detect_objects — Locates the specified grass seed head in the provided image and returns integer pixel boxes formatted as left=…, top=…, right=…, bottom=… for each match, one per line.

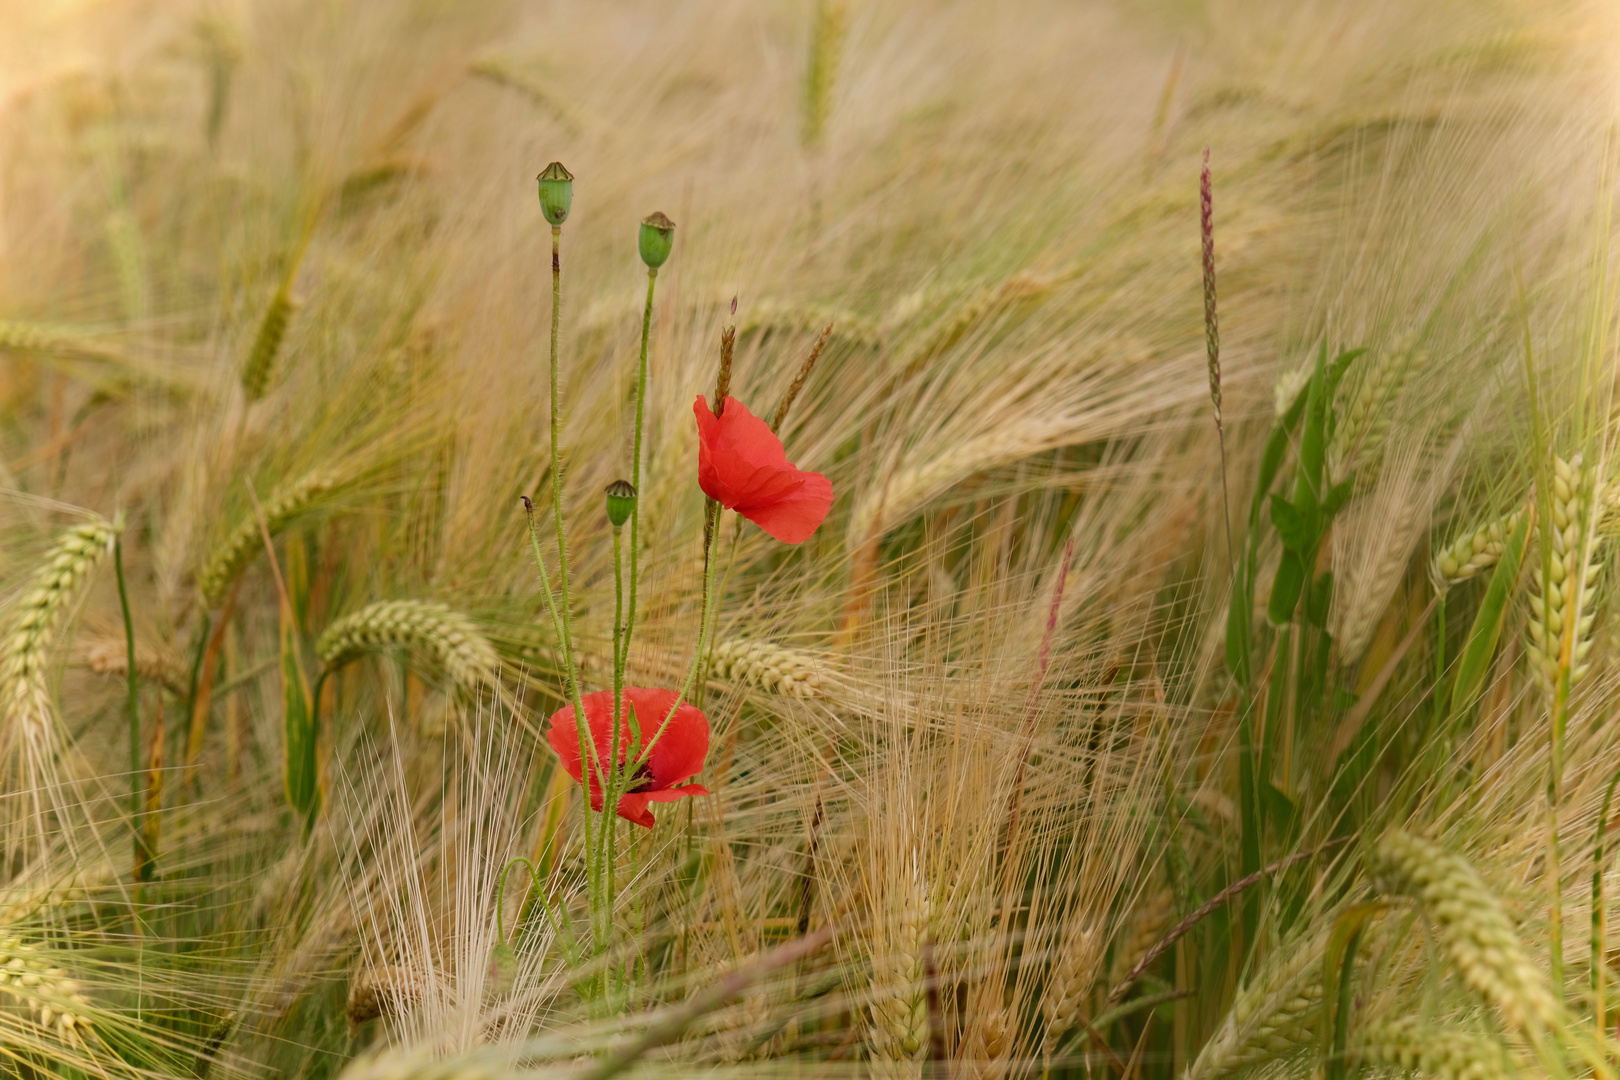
left=1, top=520, right=115, bottom=735
left=316, top=600, right=498, bottom=692
left=709, top=638, right=824, bottom=698
left=1435, top=507, right=1523, bottom=587
left=1370, top=828, right=1562, bottom=1037
left=1351, top=1017, right=1516, bottom=1080
left=197, top=468, right=345, bottom=607
left=1526, top=454, right=1604, bottom=690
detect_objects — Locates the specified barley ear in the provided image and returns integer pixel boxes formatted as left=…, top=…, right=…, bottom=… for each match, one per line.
left=709, top=639, right=825, bottom=698
left=197, top=468, right=346, bottom=608
left=1435, top=507, right=1525, bottom=587
left=1350, top=1017, right=1516, bottom=1080
left=316, top=600, right=499, bottom=694
left=803, top=0, right=848, bottom=151
left=1188, top=932, right=1324, bottom=1080
left=1, top=519, right=117, bottom=739
left=867, top=865, right=930, bottom=1078
left=1369, top=828, right=1563, bottom=1038
left=1526, top=454, right=1604, bottom=691
left=0, top=937, right=95, bottom=1044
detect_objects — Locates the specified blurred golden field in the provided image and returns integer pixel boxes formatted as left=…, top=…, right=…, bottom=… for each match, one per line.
left=3, top=0, right=1620, bottom=1077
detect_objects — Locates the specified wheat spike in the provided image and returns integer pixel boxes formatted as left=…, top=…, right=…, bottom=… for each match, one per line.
left=81, top=635, right=188, bottom=695
left=961, top=1002, right=1016, bottom=1080
left=1108, top=887, right=1174, bottom=991
left=1188, top=932, right=1323, bottom=1080
left=468, top=57, right=584, bottom=133
left=867, top=864, right=930, bottom=1078
left=316, top=600, right=498, bottom=691
left=241, top=286, right=297, bottom=401
left=709, top=639, right=824, bottom=698
left=1, top=521, right=116, bottom=737
left=196, top=469, right=344, bottom=607
left=1042, top=925, right=1100, bottom=1056
left=1332, top=340, right=1425, bottom=481
left=846, top=409, right=1098, bottom=551
left=346, top=964, right=427, bottom=1034
left=897, top=272, right=1055, bottom=378
left=1526, top=454, right=1603, bottom=690
left=1351, top=1017, right=1516, bottom=1080
left=803, top=0, right=848, bottom=150
left=1435, top=508, right=1523, bottom=586
left=1370, top=828, right=1562, bottom=1037
left=0, top=320, right=124, bottom=363
left=0, top=936, right=94, bottom=1044
left=737, top=298, right=881, bottom=349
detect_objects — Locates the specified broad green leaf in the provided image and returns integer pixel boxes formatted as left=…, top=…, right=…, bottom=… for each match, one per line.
left=1299, top=343, right=1329, bottom=492
left=1323, top=348, right=1365, bottom=440
left=1226, top=557, right=1253, bottom=685
left=1306, top=571, right=1333, bottom=629
left=1323, top=476, right=1355, bottom=518
left=1269, top=550, right=1306, bottom=624
left=280, top=592, right=317, bottom=820
left=1270, top=495, right=1309, bottom=552
left=1448, top=511, right=1530, bottom=721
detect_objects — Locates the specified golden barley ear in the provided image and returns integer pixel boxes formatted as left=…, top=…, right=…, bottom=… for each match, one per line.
left=709, top=638, right=825, bottom=698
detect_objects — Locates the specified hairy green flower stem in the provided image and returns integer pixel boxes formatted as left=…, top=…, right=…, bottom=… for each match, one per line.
left=522, top=500, right=601, bottom=940
left=619, top=268, right=657, bottom=681
left=540, top=223, right=623, bottom=964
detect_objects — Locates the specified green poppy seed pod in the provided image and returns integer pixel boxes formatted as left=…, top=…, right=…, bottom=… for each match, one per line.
left=537, top=162, right=574, bottom=226
left=604, top=479, right=638, bottom=529
left=638, top=211, right=676, bottom=269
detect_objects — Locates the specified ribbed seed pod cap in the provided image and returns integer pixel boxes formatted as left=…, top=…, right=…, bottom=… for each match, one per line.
left=639, top=212, right=676, bottom=269
left=537, top=162, right=574, bottom=226
left=604, top=479, right=638, bottom=528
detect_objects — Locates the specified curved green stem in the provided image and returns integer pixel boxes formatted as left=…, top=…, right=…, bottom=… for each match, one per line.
left=638, top=500, right=723, bottom=765
left=523, top=501, right=596, bottom=889
left=621, top=269, right=658, bottom=679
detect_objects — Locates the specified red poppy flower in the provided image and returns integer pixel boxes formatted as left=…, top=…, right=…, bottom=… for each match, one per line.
left=546, top=687, right=710, bottom=828
left=694, top=396, right=833, bottom=544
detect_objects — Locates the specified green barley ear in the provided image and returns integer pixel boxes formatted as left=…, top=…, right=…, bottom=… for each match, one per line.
left=241, top=285, right=297, bottom=401
left=604, top=480, right=637, bottom=530
left=1434, top=507, right=1524, bottom=587
left=536, top=161, right=573, bottom=227
left=197, top=468, right=346, bottom=607
left=0, top=519, right=117, bottom=736
left=1189, top=932, right=1324, bottom=1080
left=1369, top=828, right=1563, bottom=1039
left=638, top=211, right=676, bottom=270
left=803, top=0, right=848, bottom=150
left=316, top=599, right=499, bottom=694
left=1527, top=453, right=1604, bottom=691
left=1351, top=1018, right=1516, bottom=1080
